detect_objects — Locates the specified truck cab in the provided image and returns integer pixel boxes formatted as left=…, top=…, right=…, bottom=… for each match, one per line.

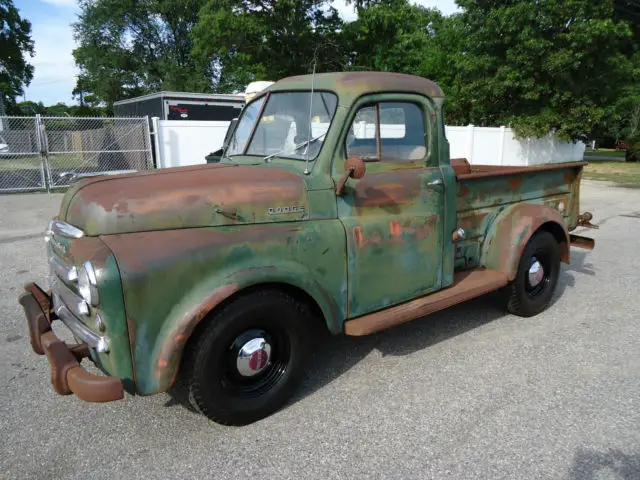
left=20, top=72, right=596, bottom=426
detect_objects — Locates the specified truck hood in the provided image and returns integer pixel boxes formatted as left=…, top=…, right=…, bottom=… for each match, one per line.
left=59, top=164, right=309, bottom=236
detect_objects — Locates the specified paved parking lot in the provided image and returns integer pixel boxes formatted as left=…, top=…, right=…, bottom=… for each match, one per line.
left=1, top=180, right=639, bottom=480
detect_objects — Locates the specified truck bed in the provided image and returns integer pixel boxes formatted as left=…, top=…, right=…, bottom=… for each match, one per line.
left=450, top=158, right=587, bottom=272
left=451, top=158, right=588, bottom=179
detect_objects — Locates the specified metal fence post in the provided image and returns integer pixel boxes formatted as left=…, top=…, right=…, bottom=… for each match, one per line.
left=36, top=114, right=53, bottom=192
left=143, top=115, right=154, bottom=169
left=34, top=114, right=48, bottom=192
left=151, top=116, right=161, bottom=168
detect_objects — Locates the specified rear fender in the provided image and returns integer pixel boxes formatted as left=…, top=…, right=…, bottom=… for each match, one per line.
left=481, top=203, right=570, bottom=280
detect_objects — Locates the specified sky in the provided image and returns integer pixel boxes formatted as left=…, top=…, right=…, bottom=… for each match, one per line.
left=17, top=0, right=461, bottom=106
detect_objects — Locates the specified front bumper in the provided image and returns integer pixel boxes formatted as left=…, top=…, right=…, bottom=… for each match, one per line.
left=19, top=282, right=124, bottom=403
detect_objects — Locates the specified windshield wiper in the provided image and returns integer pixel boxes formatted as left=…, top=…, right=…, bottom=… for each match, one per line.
left=262, top=132, right=327, bottom=163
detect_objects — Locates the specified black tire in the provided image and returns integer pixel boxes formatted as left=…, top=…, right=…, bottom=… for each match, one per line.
left=175, top=289, right=313, bottom=426
left=504, top=230, right=561, bottom=317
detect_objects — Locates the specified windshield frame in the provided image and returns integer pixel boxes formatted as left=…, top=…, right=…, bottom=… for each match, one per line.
left=227, top=89, right=339, bottom=162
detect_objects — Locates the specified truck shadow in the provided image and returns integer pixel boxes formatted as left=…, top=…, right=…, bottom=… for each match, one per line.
left=293, top=248, right=596, bottom=405
left=567, top=448, right=640, bottom=480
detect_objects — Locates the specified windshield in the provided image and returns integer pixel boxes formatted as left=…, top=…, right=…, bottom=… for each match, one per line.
left=226, top=91, right=338, bottom=160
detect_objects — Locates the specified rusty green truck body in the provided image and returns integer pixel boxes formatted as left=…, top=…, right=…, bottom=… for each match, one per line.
left=20, top=72, right=596, bottom=424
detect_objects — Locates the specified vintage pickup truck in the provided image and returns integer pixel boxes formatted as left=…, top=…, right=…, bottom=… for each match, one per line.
left=20, top=72, right=597, bottom=426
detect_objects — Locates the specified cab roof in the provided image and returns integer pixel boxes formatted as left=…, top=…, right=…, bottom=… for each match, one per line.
left=266, top=71, right=445, bottom=100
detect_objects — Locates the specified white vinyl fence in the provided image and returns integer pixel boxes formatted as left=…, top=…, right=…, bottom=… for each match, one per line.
left=445, top=125, right=586, bottom=166
left=151, top=118, right=586, bottom=169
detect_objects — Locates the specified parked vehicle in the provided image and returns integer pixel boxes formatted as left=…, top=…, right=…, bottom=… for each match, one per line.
left=616, top=140, right=629, bottom=151
left=20, top=72, right=597, bottom=426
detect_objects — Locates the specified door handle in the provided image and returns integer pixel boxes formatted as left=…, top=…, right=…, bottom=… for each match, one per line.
left=427, top=178, right=443, bottom=187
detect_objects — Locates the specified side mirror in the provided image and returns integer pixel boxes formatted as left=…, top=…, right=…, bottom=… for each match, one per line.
left=336, top=156, right=366, bottom=196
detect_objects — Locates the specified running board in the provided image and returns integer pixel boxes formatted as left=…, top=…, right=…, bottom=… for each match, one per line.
left=343, top=269, right=509, bottom=336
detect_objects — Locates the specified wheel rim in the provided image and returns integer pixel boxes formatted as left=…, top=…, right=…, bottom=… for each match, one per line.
left=222, top=327, right=291, bottom=399
left=525, top=251, right=552, bottom=298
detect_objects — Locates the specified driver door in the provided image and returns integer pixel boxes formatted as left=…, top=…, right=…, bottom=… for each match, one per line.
left=334, top=95, right=445, bottom=318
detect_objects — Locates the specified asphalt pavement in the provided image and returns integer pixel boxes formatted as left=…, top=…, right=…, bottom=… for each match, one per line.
left=1, top=181, right=639, bottom=480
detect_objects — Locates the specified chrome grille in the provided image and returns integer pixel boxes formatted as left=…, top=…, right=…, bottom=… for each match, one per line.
left=49, top=254, right=78, bottom=282
left=45, top=220, right=110, bottom=353
left=51, top=277, right=89, bottom=317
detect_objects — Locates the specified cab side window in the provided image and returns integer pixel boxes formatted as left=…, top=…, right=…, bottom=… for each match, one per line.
left=345, top=102, right=427, bottom=163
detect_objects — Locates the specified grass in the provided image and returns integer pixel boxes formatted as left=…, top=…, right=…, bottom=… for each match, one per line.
left=0, top=154, right=95, bottom=171
left=584, top=149, right=626, bottom=158
left=583, top=160, right=640, bottom=184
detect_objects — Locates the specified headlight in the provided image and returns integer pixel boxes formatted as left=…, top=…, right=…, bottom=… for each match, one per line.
left=78, top=261, right=99, bottom=306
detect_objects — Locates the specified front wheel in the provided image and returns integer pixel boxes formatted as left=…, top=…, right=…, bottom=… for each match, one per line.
left=503, top=230, right=561, bottom=317
left=176, top=289, right=313, bottom=426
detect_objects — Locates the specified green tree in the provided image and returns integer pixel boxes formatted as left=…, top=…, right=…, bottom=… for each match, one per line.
left=72, top=0, right=212, bottom=109
left=342, top=0, right=467, bottom=121
left=191, top=0, right=346, bottom=93
left=0, top=0, right=34, bottom=114
left=45, top=102, right=72, bottom=116
left=17, top=100, right=46, bottom=115
left=453, top=0, right=636, bottom=141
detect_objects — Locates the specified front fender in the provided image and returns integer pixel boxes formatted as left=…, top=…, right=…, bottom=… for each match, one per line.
left=151, top=261, right=346, bottom=394
left=101, top=221, right=347, bottom=395
left=481, top=203, right=570, bottom=280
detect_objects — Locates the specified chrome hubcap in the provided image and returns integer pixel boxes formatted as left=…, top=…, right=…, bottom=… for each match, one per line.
left=236, top=337, right=272, bottom=377
left=528, top=258, right=545, bottom=287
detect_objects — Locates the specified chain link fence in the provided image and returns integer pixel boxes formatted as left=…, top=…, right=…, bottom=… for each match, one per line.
left=0, top=115, right=153, bottom=193
left=0, top=116, right=45, bottom=192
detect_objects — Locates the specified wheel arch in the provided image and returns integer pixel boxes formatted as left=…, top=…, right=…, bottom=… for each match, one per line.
left=481, top=203, right=570, bottom=281
left=146, top=267, right=341, bottom=396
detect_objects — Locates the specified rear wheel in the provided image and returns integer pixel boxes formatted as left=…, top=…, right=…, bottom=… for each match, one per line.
left=175, top=289, right=313, bottom=426
left=504, top=230, right=561, bottom=317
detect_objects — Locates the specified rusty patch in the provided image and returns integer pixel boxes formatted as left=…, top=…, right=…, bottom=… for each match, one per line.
left=507, top=176, right=523, bottom=190
left=155, top=283, right=240, bottom=391
left=457, top=211, right=489, bottom=237
left=458, top=184, right=471, bottom=197
left=64, top=164, right=308, bottom=235
left=353, top=226, right=383, bottom=248
left=344, top=268, right=508, bottom=335
left=451, top=158, right=472, bottom=176
left=353, top=170, right=422, bottom=210
left=457, top=162, right=587, bottom=181
left=563, top=169, right=577, bottom=186
left=483, top=203, right=570, bottom=280
left=272, top=71, right=445, bottom=99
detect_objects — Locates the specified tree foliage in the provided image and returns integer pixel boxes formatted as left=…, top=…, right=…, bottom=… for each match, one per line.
left=452, top=0, right=636, bottom=141
left=342, top=0, right=467, bottom=121
left=67, top=0, right=639, bottom=141
left=0, top=0, right=34, bottom=114
left=192, top=0, right=345, bottom=92
left=16, top=100, right=108, bottom=117
left=72, top=0, right=212, bottom=110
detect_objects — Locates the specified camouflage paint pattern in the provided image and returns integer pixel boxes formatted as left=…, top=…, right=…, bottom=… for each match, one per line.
left=48, top=72, right=586, bottom=396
